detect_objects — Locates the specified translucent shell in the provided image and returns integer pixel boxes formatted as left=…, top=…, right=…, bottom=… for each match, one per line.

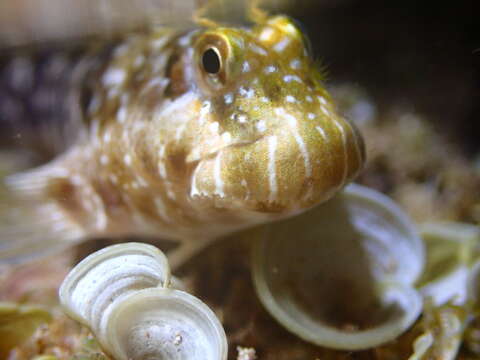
left=418, top=222, right=480, bottom=306
left=251, top=183, right=424, bottom=350
left=59, top=243, right=227, bottom=360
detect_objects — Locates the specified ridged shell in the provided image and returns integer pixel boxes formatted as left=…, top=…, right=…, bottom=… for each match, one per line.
left=59, top=242, right=227, bottom=360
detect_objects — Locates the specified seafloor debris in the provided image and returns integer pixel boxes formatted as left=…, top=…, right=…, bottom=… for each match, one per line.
left=0, top=302, right=51, bottom=358
left=236, top=346, right=257, bottom=360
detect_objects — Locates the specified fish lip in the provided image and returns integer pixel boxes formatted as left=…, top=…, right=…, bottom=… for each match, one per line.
left=187, top=134, right=268, bottom=199
left=201, top=133, right=267, bottom=160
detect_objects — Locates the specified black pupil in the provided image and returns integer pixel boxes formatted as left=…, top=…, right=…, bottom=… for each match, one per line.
left=202, top=48, right=221, bottom=74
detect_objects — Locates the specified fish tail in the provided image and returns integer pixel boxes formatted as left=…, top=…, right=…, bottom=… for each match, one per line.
left=0, top=166, right=86, bottom=265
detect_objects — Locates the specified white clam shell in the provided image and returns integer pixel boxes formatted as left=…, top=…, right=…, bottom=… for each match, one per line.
left=252, top=183, right=424, bottom=350
left=59, top=242, right=227, bottom=360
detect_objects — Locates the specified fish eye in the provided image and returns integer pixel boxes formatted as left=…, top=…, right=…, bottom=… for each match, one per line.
left=195, top=32, right=231, bottom=90
left=202, top=47, right=222, bottom=74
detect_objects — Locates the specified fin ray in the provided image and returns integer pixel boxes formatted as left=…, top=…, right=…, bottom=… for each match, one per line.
left=1, top=169, right=86, bottom=265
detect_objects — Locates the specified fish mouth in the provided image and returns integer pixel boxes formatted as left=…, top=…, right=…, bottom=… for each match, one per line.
left=197, top=134, right=267, bottom=161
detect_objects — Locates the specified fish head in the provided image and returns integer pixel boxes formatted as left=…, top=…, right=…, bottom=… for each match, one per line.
left=187, top=16, right=366, bottom=215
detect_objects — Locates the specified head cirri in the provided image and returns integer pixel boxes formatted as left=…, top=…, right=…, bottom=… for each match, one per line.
left=179, top=15, right=365, bottom=215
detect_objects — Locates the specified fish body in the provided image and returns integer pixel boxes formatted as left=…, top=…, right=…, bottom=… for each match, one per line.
left=0, top=16, right=365, bottom=264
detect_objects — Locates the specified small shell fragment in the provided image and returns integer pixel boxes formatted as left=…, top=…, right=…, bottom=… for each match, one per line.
left=418, top=222, right=480, bottom=306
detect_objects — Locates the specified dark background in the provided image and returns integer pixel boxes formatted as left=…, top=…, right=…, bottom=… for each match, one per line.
left=285, top=0, right=479, bottom=154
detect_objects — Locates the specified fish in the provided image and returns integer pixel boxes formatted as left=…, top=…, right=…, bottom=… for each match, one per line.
left=0, top=14, right=365, bottom=266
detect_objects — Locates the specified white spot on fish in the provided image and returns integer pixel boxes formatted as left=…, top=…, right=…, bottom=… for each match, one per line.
left=259, top=27, right=275, bottom=41
left=273, top=37, right=291, bottom=52
left=306, top=95, right=313, bottom=103
left=71, top=174, right=82, bottom=186
left=167, top=190, right=176, bottom=200
left=117, top=106, right=127, bottom=123
left=190, top=162, right=205, bottom=198
left=268, top=136, right=278, bottom=202
left=175, top=123, right=187, bottom=141
left=290, top=59, right=301, bottom=69
left=256, top=120, right=267, bottom=133
left=224, top=93, right=233, bottom=104
left=285, top=95, right=297, bottom=103
left=308, top=113, right=316, bottom=120
left=102, top=68, right=126, bottom=87
left=318, top=96, right=327, bottom=105
left=178, top=31, right=196, bottom=47
left=154, top=197, right=171, bottom=223
left=100, top=155, right=109, bottom=165
left=199, top=100, right=211, bottom=125
left=261, top=97, right=270, bottom=103
left=124, top=154, right=132, bottom=166
left=189, top=147, right=200, bottom=161
left=159, top=162, right=167, bottom=178
left=221, top=132, right=232, bottom=143
left=151, top=35, right=171, bottom=50
left=103, top=131, right=111, bottom=143
left=237, top=114, right=247, bottom=123
left=242, top=61, right=251, bottom=73
left=315, top=125, right=328, bottom=141
left=93, top=197, right=107, bottom=230
left=283, top=22, right=298, bottom=36
left=239, top=86, right=254, bottom=98
left=264, top=65, right=277, bottom=74
left=321, top=105, right=331, bottom=117
left=209, top=121, right=219, bottom=133
left=214, top=152, right=224, bottom=197
left=153, top=54, right=169, bottom=73
left=137, top=177, right=148, bottom=187
left=145, top=77, right=169, bottom=91
left=160, top=92, right=194, bottom=121
left=250, top=43, right=268, bottom=56
left=283, top=74, right=302, bottom=83
left=159, top=145, right=166, bottom=158
left=276, top=108, right=312, bottom=177
left=133, top=55, right=145, bottom=68
left=107, top=88, right=120, bottom=100
left=200, top=100, right=211, bottom=115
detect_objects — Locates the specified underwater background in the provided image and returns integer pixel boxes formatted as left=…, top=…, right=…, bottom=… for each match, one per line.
left=0, top=0, right=479, bottom=359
